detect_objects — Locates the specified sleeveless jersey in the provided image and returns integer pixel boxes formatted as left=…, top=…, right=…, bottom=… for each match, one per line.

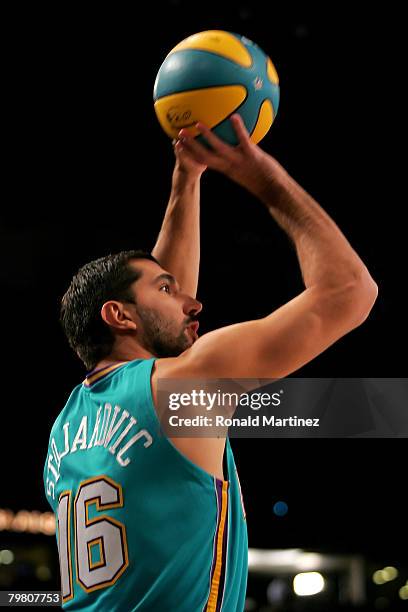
left=43, top=358, right=248, bottom=610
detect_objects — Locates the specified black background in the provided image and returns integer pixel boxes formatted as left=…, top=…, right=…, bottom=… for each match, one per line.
left=0, top=0, right=405, bottom=575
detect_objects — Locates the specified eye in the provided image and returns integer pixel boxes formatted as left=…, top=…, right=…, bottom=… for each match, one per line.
left=159, top=283, right=171, bottom=294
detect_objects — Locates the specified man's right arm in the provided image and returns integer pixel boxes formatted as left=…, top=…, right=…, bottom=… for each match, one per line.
left=154, top=115, right=378, bottom=381
left=179, top=115, right=378, bottom=294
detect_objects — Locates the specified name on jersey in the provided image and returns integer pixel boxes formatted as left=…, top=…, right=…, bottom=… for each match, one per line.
left=45, top=403, right=153, bottom=500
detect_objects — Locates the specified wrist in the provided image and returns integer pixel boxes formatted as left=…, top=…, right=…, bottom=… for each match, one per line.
left=229, top=150, right=284, bottom=194
left=172, top=165, right=203, bottom=186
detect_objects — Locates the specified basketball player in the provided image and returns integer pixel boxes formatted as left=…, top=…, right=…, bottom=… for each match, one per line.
left=44, top=115, right=377, bottom=610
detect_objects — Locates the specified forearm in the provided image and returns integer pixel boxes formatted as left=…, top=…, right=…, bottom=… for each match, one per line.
left=152, top=166, right=200, bottom=297
left=238, top=152, right=376, bottom=292
left=177, top=115, right=376, bottom=300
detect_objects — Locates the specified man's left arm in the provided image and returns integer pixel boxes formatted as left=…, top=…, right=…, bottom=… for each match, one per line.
left=151, top=142, right=206, bottom=298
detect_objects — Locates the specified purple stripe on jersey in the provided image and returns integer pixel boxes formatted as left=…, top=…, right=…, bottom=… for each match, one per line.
left=84, top=363, right=126, bottom=387
left=215, top=488, right=229, bottom=612
left=85, top=363, right=115, bottom=378
left=84, top=369, right=112, bottom=387
left=209, top=479, right=223, bottom=582
left=204, top=479, right=229, bottom=612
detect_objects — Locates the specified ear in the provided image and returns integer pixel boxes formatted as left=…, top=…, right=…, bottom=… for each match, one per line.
left=100, top=301, right=137, bottom=331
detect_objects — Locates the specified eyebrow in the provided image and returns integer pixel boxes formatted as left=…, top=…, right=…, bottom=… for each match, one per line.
left=153, top=273, right=178, bottom=287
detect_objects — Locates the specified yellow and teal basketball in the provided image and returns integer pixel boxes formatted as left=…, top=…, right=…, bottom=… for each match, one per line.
left=153, top=30, right=280, bottom=146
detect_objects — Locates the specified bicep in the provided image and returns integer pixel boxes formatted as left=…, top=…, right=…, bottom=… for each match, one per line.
left=178, top=286, right=365, bottom=379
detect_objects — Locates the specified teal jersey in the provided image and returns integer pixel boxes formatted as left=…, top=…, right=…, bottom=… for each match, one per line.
left=43, top=358, right=248, bottom=611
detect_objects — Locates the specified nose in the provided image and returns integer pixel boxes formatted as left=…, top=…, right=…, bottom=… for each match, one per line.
left=184, top=296, right=202, bottom=319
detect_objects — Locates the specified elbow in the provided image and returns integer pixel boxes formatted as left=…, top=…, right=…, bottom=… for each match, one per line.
left=319, top=271, right=379, bottom=331
left=313, top=271, right=378, bottom=341
left=345, top=274, right=379, bottom=328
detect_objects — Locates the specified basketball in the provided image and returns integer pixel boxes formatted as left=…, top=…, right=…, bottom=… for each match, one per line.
left=153, top=30, right=280, bottom=146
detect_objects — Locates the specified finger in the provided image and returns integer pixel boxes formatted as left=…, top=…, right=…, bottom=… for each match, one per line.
left=176, top=139, right=211, bottom=166
left=194, top=122, right=232, bottom=155
left=173, top=141, right=193, bottom=164
left=230, top=114, right=252, bottom=149
left=178, top=134, right=220, bottom=167
left=173, top=140, right=184, bottom=156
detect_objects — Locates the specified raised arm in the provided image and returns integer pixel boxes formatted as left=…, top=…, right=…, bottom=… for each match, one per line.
left=154, top=115, right=378, bottom=380
left=151, top=146, right=206, bottom=298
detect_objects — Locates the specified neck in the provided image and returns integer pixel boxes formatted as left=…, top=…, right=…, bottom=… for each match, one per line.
left=94, top=341, right=154, bottom=372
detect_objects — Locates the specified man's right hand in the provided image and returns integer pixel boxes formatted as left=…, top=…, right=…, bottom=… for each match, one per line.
left=177, top=114, right=276, bottom=192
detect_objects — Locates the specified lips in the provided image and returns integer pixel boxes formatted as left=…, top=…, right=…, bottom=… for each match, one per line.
left=188, top=321, right=199, bottom=333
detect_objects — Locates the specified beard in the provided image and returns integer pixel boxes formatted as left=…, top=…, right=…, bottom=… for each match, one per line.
left=135, top=304, right=192, bottom=358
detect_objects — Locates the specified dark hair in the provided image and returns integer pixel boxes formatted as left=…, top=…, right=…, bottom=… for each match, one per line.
left=60, top=250, right=159, bottom=371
